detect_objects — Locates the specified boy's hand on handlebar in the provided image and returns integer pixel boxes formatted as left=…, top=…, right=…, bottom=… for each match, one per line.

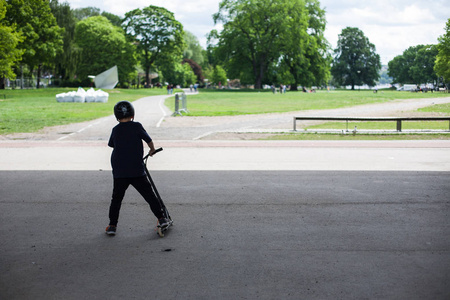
left=148, top=147, right=163, bottom=157
left=148, top=148, right=157, bottom=157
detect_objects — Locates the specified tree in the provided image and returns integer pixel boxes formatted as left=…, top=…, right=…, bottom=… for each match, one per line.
left=410, top=45, right=438, bottom=84
left=212, top=0, right=288, bottom=89
left=159, top=60, right=196, bottom=87
left=434, top=18, right=450, bottom=85
left=4, top=0, right=63, bottom=88
left=101, top=11, right=122, bottom=28
left=279, top=0, right=330, bottom=90
left=183, top=31, right=204, bottom=65
left=72, top=6, right=100, bottom=20
left=74, top=16, right=136, bottom=85
left=331, top=27, right=381, bottom=89
left=123, top=5, right=184, bottom=86
left=0, top=0, right=24, bottom=88
left=211, top=0, right=330, bottom=89
left=183, top=58, right=204, bottom=83
left=388, top=44, right=438, bottom=85
left=211, top=65, right=227, bottom=86
left=50, top=0, right=79, bottom=80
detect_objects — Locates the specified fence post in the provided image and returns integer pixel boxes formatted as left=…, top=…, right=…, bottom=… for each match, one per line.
left=396, top=120, right=402, bottom=132
left=293, top=117, right=297, bottom=131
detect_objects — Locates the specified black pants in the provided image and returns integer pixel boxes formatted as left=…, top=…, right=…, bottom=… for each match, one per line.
left=109, top=176, right=163, bottom=226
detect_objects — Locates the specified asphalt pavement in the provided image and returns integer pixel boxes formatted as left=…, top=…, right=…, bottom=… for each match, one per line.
left=0, top=92, right=449, bottom=299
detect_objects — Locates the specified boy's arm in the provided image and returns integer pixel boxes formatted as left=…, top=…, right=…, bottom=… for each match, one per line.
left=147, top=141, right=157, bottom=156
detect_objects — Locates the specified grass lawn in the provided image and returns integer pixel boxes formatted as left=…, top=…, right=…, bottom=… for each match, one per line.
left=1, top=87, right=449, bottom=137
left=0, top=88, right=167, bottom=134
left=304, top=121, right=450, bottom=131
left=263, top=133, right=450, bottom=140
left=299, top=102, right=450, bottom=131
left=166, top=89, right=450, bottom=116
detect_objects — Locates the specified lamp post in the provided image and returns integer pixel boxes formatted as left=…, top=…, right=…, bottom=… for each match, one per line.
left=357, top=70, right=361, bottom=91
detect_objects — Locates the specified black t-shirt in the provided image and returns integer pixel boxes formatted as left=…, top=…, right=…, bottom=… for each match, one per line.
left=108, top=121, right=152, bottom=178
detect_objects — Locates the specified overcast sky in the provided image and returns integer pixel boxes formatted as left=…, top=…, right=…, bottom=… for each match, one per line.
left=64, top=0, right=449, bottom=65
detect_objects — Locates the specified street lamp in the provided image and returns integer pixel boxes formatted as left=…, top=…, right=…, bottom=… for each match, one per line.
left=357, top=70, right=361, bottom=91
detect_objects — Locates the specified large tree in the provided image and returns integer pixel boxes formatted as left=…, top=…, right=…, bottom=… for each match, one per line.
left=50, top=0, right=79, bottom=80
left=211, top=0, right=330, bottom=89
left=123, top=5, right=184, bottom=86
left=74, top=16, right=136, bottom=85
left=4, top=0, right=63, bottom=88
left=183, top=31, right=204, bottom=65
left=331, top=27, right=381, bottom=89
left=279, top=0, right=330, bottom=90
left=434, top=18, right=450, bottom=85
left=0, top=0, right=24, bottom=89
left=388, top=44, right=438, bottom=85
left=212, top=0, right=288, bottom=89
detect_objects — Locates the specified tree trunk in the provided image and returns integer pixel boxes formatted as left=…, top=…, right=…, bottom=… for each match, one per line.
left=37, top=64, right=42, bottom=89
left=0, top=77, right=5, bottom=89
left=145, top=68, right=150, bottom=88
left=254, top=60, right=265, bottom=89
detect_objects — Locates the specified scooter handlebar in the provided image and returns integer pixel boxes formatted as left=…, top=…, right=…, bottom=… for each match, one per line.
left=143, top=147, right=163, bottom=160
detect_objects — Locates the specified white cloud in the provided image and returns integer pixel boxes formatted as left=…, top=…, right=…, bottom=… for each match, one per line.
left=321, top=0, right=448, bottom=63
left=65, top=0, right=449, bottom=64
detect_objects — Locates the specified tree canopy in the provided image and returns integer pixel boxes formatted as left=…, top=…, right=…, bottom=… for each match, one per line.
left=123, top=5, right=185, bottom=86
left=434, top=18, right=450, bottom=85
left=0, top=0, right=23, bottom=87
left=211, top=0, right=330, bottom=89
left=4, top=0, right=64, bottom=88
left=74, top=16, right=136, bottom=84
left=388, top=44, right=438, bottom=85
left=183, top=31, right=204, bottom=65
left=331, top=27, right=381, bottom=90
left=278, top=0, right=330, bottom=90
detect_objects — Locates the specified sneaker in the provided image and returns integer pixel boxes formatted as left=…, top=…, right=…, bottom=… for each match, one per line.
left=105, top=225, right=116, bottom=235
left=158, top=217, right=170, bottom=228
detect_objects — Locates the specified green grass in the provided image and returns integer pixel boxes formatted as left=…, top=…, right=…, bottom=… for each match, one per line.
left=1, top=87, right=449, bottom=136
left=0, top=88, right=167, bottom=134
left=263, top=133, right=450, bottom=140
left=418, top=102, right=450, bottom=114
left=166, top=89, right=450, bottom=116
left=304, top=121, right=450, bottom=131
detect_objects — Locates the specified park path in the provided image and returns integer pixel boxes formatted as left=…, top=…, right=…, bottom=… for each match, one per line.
left=1, top=91, right=450, bottom=141
left=1, top=91, right=449, bottom=171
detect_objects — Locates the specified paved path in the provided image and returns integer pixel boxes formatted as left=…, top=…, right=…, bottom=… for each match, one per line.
left=2, top=91, right=450, bottom=141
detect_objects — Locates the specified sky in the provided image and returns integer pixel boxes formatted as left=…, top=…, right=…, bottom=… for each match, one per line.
left=64, top=0, right=449, bottom=65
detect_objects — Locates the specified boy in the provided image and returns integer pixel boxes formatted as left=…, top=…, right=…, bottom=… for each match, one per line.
left=105, top=101, right=169, bottom=235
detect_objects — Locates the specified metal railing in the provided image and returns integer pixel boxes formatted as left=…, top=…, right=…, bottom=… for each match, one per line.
left=293, top=116, right=450, bottom=132
left=172, top=92, right=188, bottom=116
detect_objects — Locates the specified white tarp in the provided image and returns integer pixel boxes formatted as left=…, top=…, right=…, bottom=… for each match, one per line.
left=56, top=88, right=108, bottom=103
left=73, top=87, right=86, bottom=103
left=94, top=66, right=118, bottom=89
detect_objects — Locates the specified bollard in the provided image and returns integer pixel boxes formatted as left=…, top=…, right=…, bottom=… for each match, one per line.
left=172, top=93, right=182, bottom=116
left=180, top=93, right=189, bottom=113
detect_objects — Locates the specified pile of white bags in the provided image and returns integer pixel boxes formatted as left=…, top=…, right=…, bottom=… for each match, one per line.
left=56, top=88, right=109, bottom=103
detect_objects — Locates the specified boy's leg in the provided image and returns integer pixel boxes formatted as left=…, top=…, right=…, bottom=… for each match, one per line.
left=109, top=178, right=130, bottom=226
left=131, top=176, right=164, bottom=219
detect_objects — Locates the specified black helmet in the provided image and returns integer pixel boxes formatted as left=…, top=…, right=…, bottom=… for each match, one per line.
left=114, top=101, right=135, bottom=120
